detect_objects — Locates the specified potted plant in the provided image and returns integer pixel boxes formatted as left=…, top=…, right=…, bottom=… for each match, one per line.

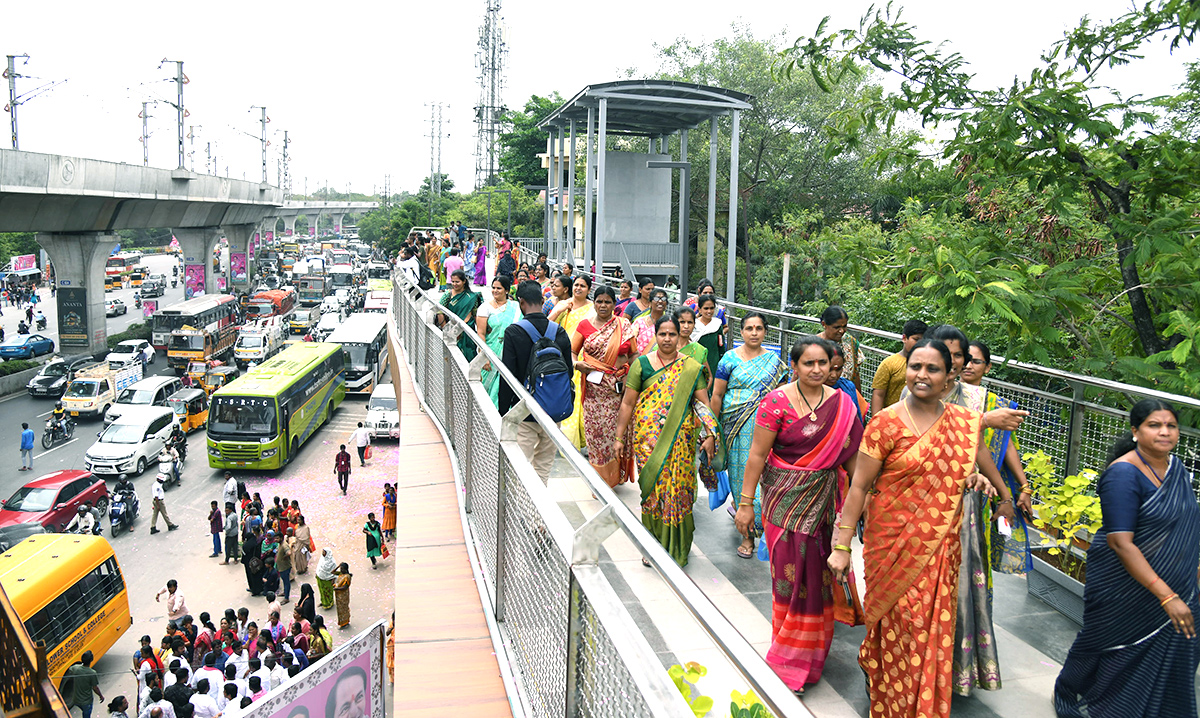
left=1022, top=450, right=1103, bottom=624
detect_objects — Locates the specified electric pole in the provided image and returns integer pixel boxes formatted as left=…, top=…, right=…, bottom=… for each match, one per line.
left=139, top=102, right=153, bottom=166
left=4, top=54, right=66, bottom=150
left=249, top=106, right=269, bottom=183
left=205, top=142, right=212, bottom=175
left=187, top=124, right=201, bottom=172
left=158, top=59, right=187, bottom=168
left=281, top=130, right=290, bottom=195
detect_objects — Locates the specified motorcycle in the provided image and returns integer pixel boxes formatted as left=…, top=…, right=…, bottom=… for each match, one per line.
left=171, top=277, right=178, bottom=288
left=42, top=416, right=75, bottom=450
left=134, top=294, right=142, bottom=310
left=168, top=431, right=188, bottom=463
left=158, top=448, right=182, bottom=487
left=35, top=315, right=46, bottom=331
left=17, top=321, right=29, bottom=335
left=109, top=484, right=139, bottom=534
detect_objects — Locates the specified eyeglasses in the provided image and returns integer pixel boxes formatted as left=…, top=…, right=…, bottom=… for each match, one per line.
left=966, top=358, right=987, bottom=366
left=652, top=297, right=668, bottom=303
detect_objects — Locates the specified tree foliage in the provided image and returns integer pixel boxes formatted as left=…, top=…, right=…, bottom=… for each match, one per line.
left=778, top=1, right=1200, bottom=391
left=497, top=94, right=563, bottom=189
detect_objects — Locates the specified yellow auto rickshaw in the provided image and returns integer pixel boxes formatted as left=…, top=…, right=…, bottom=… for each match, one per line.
left=201, top=365, right=240, bottom=395
left=186, top=360, right=214, bottom=385
left=104, top=276, right=116, bottom=292
left=167, top=387, right=209, bottom=433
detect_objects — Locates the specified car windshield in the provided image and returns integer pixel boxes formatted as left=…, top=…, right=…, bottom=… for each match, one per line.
left=4, top=486, right=57, bottom=512
left=39, top=363, right=69, bottom=378
left=368, top=396, right=397, bottom=411
left=117, top=388, right=155, bottom=404
left=171, top=334, right=204, bottom=351
left=210, top=396, right=277, bottom=436
left=238, top=336, right=263, bottom=348
left=65, top=381, right=98, bottom=397
left=118, top=343, right=142, bottom=352
left=99, top=423, right=145, bottom=444
left=294, top=311, right=310, bottom=321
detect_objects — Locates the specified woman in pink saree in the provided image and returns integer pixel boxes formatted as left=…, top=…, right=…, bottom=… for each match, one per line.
left=472, top=240, right=488, bottom=286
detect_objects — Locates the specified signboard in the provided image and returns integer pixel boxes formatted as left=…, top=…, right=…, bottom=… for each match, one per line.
left=231, top=252, right=248, bottom=281
left=56, top=287, right=89, bottom=347
left=12, top=254, right=36, bottom=272
left=142, top=300, right=157, bottom=319
left=246, top=620, right=385, bottom=718
left=265, top=230, right=275, bottom=242
left=217, top=276, right=227, bottom=292
left=184, top=264, right=205, bottom=299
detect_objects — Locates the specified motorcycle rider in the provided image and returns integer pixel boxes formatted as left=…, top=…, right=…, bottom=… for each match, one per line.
left=67, top=505, right=96, bottom=535
left=133, top=290, right=141, bottom=309
left=159, top=444, right=181, bottom=484
left=17, top=319, right=28, bottom=334
left=33, top=309, right=46, bottom=330
left=112, top=476, right=138, bottom=533
left=51, top=401, right=67, bottom=434
left=169, top=423, right=187, bottom=462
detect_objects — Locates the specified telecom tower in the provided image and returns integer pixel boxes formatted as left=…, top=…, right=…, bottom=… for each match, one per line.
left=473, top=0, right=508, bottom=189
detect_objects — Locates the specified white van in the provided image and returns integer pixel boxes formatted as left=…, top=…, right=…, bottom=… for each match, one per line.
left=366, top=383, right=399, bottom=439
left=105, top=376, right=184, bottom=425
left=84, top=405, right=177, bottom=477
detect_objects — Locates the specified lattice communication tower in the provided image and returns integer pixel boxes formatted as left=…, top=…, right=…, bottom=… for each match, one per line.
left=473, top=0, right=508, bottom=189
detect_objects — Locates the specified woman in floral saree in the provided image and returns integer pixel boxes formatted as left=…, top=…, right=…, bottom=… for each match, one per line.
left=830, top=340, right=1004, bottom=718
left=571, top=286, right=634, bottom=487
left=549, top=275, right=595, bottom=449
left=436, top=270, right=483, bottom=361
left=710, top=312, right=787, bottom=558
left=476, top=276, right=520, bottom=407
left=736, top=335, right=863, bottom=693
left=630, top=288, right=669, bottom=355
left=614, top=314, right=719, bottom=567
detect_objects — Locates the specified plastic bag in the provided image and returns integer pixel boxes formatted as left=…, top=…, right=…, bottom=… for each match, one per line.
left=708, top=469, right=731, bottom=511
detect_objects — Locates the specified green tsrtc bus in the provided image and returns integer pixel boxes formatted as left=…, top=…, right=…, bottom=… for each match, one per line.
left=206, top=342, right=346, bottom=470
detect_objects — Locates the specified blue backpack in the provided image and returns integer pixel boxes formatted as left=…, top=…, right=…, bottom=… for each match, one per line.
left=517, top=320, right=574, bottom=422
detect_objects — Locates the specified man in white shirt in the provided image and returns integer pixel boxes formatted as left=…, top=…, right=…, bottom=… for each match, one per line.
left=348, top=422, right=371, bottom=466
left=192, top=653, right=223, bottom=701
left=222, top=472, right=239, bottom=512
left=398, top=246, right=421, bottom=284
left=188, top=680, right=220, bottom=718
left=137, top=689, right=177, bottom=718
left=264, top=654, right=288, bottom=690
left=248, top=657, right=272, bottom=696
left=155, top=580, right=188, bottom=628
left=226, top=640, right=250, bottom=680
left=217, top=665, right=247, bottom=711
left=149, top=474, right=178, bottom=534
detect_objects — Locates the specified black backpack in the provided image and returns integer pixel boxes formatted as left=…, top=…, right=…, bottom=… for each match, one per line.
left=416, top=262, right=435, bottom=290
left=516, top=320, right=574, bottom=422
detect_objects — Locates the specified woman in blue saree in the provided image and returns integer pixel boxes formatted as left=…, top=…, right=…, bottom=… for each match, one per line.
left=1055, top=399, right=1200, bottom=717
left=710, top=311, right=787, bottom=558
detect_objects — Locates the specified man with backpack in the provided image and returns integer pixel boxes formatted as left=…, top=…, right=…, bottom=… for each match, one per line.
left=499, top=281, right=574, bottom=482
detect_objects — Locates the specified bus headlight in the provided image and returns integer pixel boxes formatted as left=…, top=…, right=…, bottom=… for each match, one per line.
left=208, top=446, right=221, bottom=457
left=261, top=448, right=277, bottom=458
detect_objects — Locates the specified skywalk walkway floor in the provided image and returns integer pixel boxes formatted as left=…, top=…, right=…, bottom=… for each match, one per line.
left=393, top=352, right=513, bottom=718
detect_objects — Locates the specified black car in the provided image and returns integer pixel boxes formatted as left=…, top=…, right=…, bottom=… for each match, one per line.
left=26, top=355, right=93, bottom=398
left=141, top=276, right=166, bottom=298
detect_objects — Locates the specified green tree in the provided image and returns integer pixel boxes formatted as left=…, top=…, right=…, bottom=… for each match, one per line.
left=497, top=94, right=562, bottom=189
left=780, top=1, right=1200, bottom=389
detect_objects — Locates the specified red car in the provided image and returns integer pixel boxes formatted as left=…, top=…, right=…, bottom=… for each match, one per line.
left=0, top=470, right=109, bottom=533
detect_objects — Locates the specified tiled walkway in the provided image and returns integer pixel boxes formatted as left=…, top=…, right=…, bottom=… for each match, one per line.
left=392, top=350, right=513, bottom=718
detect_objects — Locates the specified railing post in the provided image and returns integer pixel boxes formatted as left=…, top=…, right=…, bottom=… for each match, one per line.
left=443, top=344, right=455, bottom=438
left=494, top=449, right=510, bottom=622
left=462, top=395, right=474, bottom=514
left=564, top=572, right=584, bottom=717
left=1065, top=382, right=1086, bottom=479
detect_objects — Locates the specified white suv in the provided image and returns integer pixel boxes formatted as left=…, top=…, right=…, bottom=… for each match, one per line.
left=84, top=406, right=177, bottom=477
left=366, top=383, right=399, bottom=439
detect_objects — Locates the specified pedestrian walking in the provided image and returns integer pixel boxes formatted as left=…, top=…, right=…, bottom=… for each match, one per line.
left=315, top=548, right=336, bottom=609
left=277, top=529, right=295, bottom=604
left=208, top=501, right=222, bottom=557
left=381, top=485, right=396, bottom=540
left=348, top=423, right=371, bottom=466
left=334, top=445, right=351, bottom=495
left=223, top=503, right=239, bottom=564
left=149, top=475, right=179, bottom=534
left=363, top=514, right=386, bottom=568
left=19, top=422, right=34, bottom=471
left=332, top=563, right=353, bottom=628
left=154, top=580, right=189, bottom=629
left=61, top=650, right=103, bottom=718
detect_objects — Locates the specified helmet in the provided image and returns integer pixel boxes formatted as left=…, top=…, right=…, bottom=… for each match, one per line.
left=78, top=505, right=87, bottom=514
left=55, top=401, right=63, bottom=409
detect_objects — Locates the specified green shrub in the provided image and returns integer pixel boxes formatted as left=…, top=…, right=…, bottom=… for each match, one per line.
left=0, top=359, right=38, bottom=376
left=106, top=323, right=152, bottom=349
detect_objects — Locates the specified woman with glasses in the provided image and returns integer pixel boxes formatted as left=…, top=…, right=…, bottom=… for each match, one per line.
left=630, top=288, right=669, bottom=355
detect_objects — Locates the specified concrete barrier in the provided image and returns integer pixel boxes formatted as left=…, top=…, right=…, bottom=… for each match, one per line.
left=0, top=365, right=43, bottom=398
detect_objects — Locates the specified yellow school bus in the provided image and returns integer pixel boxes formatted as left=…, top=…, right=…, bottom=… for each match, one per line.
left=0, top=535, right=132, bottom=678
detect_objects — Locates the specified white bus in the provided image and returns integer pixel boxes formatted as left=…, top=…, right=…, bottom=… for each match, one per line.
left=324, top=312, right=389, bottom=393
left=363, top=291, right=391, bottom=314
left=149, top=294, right=240, bottom=350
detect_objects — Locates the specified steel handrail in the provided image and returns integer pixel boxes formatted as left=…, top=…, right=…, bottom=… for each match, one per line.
left=393, top=274, right=813, bottom=718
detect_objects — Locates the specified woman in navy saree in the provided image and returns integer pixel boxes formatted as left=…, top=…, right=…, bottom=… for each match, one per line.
left=1055, top=399, right=1200, bottom=717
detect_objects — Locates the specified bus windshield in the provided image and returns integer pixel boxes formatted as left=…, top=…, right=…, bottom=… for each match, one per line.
left=210, top=396, right=277, bottom=437
left=342, top=343, right=370, bottom=370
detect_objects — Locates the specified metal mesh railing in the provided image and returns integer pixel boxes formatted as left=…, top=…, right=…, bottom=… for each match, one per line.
left=390, top=273, right=812, bottom=718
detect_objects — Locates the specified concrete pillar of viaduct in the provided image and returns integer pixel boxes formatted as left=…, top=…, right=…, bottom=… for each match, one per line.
left=174, top=226, right=222, bottom=299
left=333, top=213, right=345, bottom=234
left=222, top=223, right=255, bottom=292
left=308, top=212, right=321, bottom=238
left=35, top=232, right=118, bottom=357
left=283, top=216, right=297, bottom=236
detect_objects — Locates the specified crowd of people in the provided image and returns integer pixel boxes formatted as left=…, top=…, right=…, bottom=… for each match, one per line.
left=393, top=237, right=1199, bottom=718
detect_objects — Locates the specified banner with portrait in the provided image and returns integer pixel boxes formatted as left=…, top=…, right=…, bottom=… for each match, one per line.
left=142, top=300, right=157, bottom=319
left=245, top=620, right=386, bottom=718
left=184, top=264, right=205, bottom=299
left=231, top=252, right=248, bottom=281
left=12, top=254, right=36, bottom=272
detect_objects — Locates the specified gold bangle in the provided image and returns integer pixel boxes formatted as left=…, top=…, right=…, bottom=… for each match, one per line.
left=738, top=501, right=753, bottom=508
left=1161, top=593, right=1179, bottom=607
left=838, top=525, right=855, bottom=530
left=833, top=544, right=852, bottom=553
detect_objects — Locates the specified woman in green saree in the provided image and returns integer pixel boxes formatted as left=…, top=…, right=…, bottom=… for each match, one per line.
left=692, top=294, right=725, bottom=386
left=476, top=275, right=521, bottom=407
left=614, top=314, right=720, bottom=567
left=436, top=269, right=483, bottom=361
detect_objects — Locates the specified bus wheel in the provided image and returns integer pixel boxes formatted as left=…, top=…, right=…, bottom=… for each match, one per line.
left=287, top=438, right=299, bottom=465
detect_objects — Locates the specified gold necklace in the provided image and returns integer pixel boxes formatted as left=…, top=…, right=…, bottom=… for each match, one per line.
left=797, top=383, right=823, bottom=421
left=902, top=397, right=944, bottom=437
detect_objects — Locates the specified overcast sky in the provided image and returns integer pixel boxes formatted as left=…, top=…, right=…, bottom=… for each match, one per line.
left=3, top=1, right=1195, bottom=197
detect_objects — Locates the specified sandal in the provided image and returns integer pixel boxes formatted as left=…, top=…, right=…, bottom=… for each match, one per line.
left=641, top=558, right=652, bottom=567
left=736, top=545, right=754, bottom=559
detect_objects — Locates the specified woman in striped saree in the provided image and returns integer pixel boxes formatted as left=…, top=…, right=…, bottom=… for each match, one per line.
left=711, top=312, right=787, bottom=558
left=830, top=340, right=1003, bottom=717
left=1055, top=399, right=1200, bottom=717
left=736, top=336, right=862, bottom=693
left=571, top=286, right=634, bottom=487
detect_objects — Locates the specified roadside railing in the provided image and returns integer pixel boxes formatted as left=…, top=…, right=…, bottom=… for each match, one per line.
left=390, top=274, right=814, bottom=718
left=553, top=264, right=1200, bottom=494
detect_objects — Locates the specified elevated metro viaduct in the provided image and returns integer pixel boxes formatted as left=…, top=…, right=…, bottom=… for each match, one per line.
left=0, top=148, right=284, bottom=356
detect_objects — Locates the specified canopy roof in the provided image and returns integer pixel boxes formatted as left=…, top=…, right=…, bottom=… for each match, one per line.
left=537, top=80, right=753, bottom=136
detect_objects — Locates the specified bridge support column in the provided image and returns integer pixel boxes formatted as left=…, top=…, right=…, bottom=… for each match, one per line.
left=262, top=217, right=277, bottom=243
left=35, top=232, right=118, bottom=357
left=174, top=226, right=222, bottom=299
left=309, top=212, right=320, bottom=238
left=283, top=216, right=297, bottom=236
left=333, top=213, right=344, bottom=235
left=223, top=224, right=255, bottom=292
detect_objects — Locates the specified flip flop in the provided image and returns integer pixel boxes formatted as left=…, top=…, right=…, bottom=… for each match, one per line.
left=736, top=546, right=753, bottom=559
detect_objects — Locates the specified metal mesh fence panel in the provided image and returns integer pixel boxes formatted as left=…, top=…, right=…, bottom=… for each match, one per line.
left=470, top=408, right=501, bottom=595
left=571, top=587, right=654, bottom=718
left=425, top=333, right=446, bottom=424
left=1077, top=404, right=1129, bottom=484
left=987, top=383, right=1073, bottom=478
left=450, top=362, right=472, bottom=485
left=498, top=451, right=569, bottom=718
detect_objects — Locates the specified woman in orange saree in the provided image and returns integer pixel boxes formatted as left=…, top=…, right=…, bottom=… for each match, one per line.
left=571, top=286, right=634, bottom=487
left=829, top=340, right=1003, bottom=718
